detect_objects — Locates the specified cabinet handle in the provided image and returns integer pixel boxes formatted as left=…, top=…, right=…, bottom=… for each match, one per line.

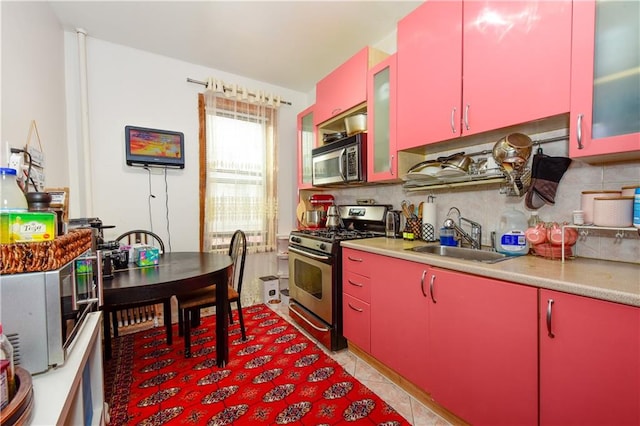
left=389, top=155, right=394, bottom=175
left=420, top=270, right=427, bottom=297
left=331, top=108, right=342, bottom=116
left=546, top=299, right=555, bottom=338
left=348, top=302, right=364, bottom=313
left=464, top=104, right=470, bottom=130
left=429, top=274, right=437, bottom=304
left=450, top=107, right=457, bottom=134
left=347, top=256, right=363, bottom=263
left=348, top=279, right=363, bottom=287
left=576, top=113, right=584, bottom=150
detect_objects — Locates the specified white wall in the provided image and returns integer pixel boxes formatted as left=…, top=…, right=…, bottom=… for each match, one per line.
left=62, top=33, right=307, bottom=250
left=1, top=2, right=68, bottom=186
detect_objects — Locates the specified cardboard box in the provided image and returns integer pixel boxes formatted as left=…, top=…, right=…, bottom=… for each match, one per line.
left=134, top=246, right=160, bottom=267
left=0, top=211, right=57, bottom=243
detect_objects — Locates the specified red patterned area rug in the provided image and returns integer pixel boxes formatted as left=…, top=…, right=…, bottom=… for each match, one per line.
left=104, top=304, right=410, bottom=425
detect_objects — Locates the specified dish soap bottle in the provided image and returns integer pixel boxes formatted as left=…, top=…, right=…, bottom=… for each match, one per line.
left=496, top=207, right=529, bottom=256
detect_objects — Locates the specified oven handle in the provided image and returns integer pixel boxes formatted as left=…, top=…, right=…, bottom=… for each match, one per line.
left=289, top=302, right=331, bottom=332
left=339, top=148, right=347, bottom=182
left=289, top=246, right=332, bottom=262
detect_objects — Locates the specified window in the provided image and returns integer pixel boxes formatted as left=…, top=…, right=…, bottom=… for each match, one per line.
left=199, top=94, right=278, bottom=254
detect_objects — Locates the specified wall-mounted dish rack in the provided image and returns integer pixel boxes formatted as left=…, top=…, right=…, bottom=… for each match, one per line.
left=403, top=170, right=506, bottom=192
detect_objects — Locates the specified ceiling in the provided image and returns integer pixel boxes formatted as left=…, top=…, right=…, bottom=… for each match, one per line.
left=49, top=1, right=422, bottom=94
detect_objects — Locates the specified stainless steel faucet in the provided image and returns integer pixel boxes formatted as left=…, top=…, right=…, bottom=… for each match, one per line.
left=443, top=207, right=482, bottom=249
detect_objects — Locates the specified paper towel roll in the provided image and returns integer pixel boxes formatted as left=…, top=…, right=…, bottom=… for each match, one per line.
left=422, top=202, right=437, bottom=228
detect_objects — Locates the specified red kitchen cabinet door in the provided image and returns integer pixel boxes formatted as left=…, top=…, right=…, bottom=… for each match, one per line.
left=367, top=54, right=398, bottom=183
left=297, top=105, right=315, bottom=189
left=370, top=256, right=430, bottom=391
left=540, top=289, right=640, bottom=426
left=428, top=268, right=538, bottom=425
left=315, top=47, right=370, bottom=126
left=342, top=292, right=371, bottom=352
left=462, top=1, right=572, bottom=137
left=569, top=0, right=640, bottom=161
left=397, top=1, right=571, bottom=150
left=397, top=0, right=462, bottom=150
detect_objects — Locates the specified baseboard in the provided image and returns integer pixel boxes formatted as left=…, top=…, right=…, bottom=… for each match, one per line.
left=348, top=342, right=469, bottom=426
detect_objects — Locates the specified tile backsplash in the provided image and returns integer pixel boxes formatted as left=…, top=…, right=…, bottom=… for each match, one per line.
left=330, top=129, right=640, bottom=264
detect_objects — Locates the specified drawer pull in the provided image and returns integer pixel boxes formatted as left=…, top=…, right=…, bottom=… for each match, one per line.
left=348, top=279, right=363, bottom=287
left=347, top=256, right=364, bottom=263
left=348, top=303, right=364, bottom=313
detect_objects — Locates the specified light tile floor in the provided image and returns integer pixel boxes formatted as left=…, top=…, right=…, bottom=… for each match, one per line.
left=267, top=302, right=451, bottom=426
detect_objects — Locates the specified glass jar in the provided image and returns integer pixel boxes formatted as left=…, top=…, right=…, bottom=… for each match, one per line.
left=0, top=168, right=28, bottom=211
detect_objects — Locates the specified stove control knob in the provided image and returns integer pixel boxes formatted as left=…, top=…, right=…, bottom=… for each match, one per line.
left=291, top=236, right=301, bottom=243
left=319, top=243, right=326, bottom=251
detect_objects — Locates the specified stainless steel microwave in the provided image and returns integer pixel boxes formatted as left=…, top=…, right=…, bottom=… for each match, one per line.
left=0, top=250, right=104, bottom=374
left=312, top=133, right=367, bottom=186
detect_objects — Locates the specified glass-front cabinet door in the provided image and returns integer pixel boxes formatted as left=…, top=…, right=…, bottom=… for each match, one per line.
left=570, top=0, right=640, bottom=161
left=297, top=105, right=315, bottom=189
left=367, top=54, right=398, bottom=182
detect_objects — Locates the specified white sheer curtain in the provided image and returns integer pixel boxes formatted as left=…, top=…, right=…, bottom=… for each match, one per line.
left=201, top=81, right=279, bottom=254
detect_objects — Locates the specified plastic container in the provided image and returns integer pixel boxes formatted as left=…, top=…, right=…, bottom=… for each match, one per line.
left=496, top=208, right=529, bottom=256
left=633, top=187, right=640, bottom=229
left=439, top=227, right=456, bottom=246
left=0, top=168, right=27, bottom=212
left=527, top=211, right=541, bottom=227
left=0, top=323, right=15, bottom=409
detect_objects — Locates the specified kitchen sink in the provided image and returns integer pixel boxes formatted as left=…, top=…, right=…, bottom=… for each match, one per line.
left=407, top=245, right=515, bottom=263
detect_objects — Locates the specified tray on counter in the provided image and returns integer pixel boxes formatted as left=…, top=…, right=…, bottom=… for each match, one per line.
left=0, top=228, right=92, bottom=275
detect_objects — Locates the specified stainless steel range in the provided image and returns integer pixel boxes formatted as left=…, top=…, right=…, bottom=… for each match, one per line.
left=288, top=204, right=389, bottom=351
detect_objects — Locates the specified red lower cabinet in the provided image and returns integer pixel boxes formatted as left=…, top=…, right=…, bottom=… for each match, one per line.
left=370, top=258, right=430, bottom=391
left=342, top=293, right=370, bottom=352
left=540, top=290, right=640, bottom=426
left=427, top=268, right=538, bottom=425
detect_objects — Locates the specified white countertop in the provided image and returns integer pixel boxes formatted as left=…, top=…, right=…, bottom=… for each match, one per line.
left=30, top=311, right=104, bottom=425
left=341, top=238, right=640, bottom=307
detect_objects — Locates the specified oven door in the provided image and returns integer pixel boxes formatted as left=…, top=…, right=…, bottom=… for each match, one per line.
left=288, top=246, right=334, bottom=324
left=53, top=251, right=103, bottom=355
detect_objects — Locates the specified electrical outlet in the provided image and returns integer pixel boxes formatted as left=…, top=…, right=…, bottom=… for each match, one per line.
left=8, top=153, right=24, bottom=178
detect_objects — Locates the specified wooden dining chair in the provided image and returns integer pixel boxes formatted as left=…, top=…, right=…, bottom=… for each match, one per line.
left=108, top=230, right=172, bottom=343
left=177, top=229, right=247, bottom=357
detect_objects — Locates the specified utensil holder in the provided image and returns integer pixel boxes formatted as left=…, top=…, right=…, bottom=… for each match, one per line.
left=404, top=217, right=422, bottom=240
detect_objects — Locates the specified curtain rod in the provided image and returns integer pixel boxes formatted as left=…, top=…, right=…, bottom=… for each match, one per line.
left=186, top=78, right=292, bottom=106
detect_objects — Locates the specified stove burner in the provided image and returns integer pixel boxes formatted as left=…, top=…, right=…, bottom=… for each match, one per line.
left=293, top=228, right=383, bottom=241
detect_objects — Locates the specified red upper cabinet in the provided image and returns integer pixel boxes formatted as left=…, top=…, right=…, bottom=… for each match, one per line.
left=397, top=0, right=462, bottom=150
left=569, top=0, right=640, bottom=162
left=366, top=54, right=398, bottom=183
left=397, top=1, right=572, bottom=150
left=539, top=290, right=640, bottom=426
left=315, top=47, right=387, bottom=126
left=297, top=105, right=315, bottom=189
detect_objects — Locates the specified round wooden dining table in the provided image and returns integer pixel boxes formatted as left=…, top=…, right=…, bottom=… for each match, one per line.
left=101, top=251, right=233, bottom=367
